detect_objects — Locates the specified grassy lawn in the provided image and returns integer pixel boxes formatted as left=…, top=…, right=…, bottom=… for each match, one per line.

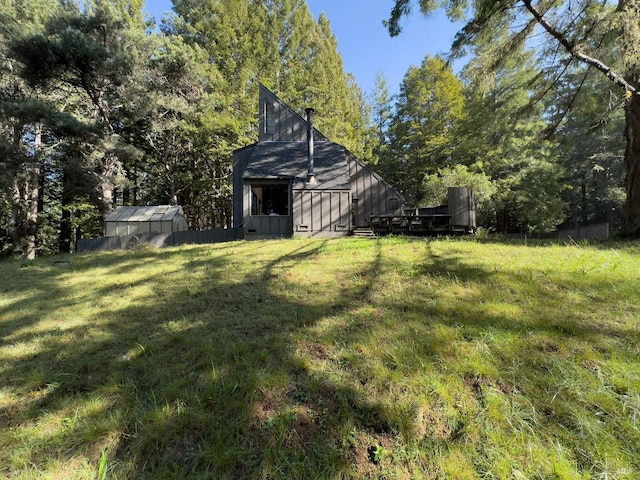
left=0, top=236, right=639, bottom=479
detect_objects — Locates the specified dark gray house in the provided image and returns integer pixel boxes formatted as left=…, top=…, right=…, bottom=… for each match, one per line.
left=233, top=84, right=403, bottom=238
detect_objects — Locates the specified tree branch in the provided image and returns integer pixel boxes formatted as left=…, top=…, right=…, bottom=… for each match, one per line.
left=385, top=0, right=412, bottom=37
left=544, top=65, right=592, bottom=137
left=520, top=0, right=637, bottom=94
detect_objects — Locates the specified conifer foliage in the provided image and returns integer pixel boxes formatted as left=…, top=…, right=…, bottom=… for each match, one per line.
left=381, top=55, right=465, bottom=205
left=386, top=0, right=640, bottom=236
left=0, top=0, right=371, bottom=256
left=1, top=0, right=635, bottom=255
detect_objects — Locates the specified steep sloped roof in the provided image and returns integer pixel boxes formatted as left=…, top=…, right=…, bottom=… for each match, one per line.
left=105, top=205, right=185, bottom=223
left=243, top=141, right=351, bottom=190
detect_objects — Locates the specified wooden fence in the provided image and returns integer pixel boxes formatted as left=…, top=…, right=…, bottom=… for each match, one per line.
left=555, top=223, right=610, bottom=241
left=503, top=223, right=610, bottom=241
left=77, top=228, right=241, bottom=253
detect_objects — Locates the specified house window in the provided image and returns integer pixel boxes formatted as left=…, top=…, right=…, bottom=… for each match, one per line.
left=389, top=197, right=399, bottom=211
left=251, top=184, right=289, bottom=215
left=265, top=101, right=275, bottom=135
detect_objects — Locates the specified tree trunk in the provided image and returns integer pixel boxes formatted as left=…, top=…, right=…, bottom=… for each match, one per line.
left=59, top=166, right=73, bottom=254
left=133, top=163, right=139, bottom=205
left=25, top=123, right=42, bottom=260
left=122, top=186, right=130, bottom=205
left=59, top=207, right=72, bottom=254
left=496, top=207, right=508, bottom=233
left=580, top=182, right=588, bottom=225
left=8, top=123, right=23, bottom=257
left=102, top=183, right=115, bottom=213
left=8, top=173, right=22, bottom=257
left=623, top=87, right=640, bottom=237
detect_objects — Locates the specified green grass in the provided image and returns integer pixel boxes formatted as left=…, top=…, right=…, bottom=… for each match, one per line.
left=0, top=236, right=639, bottom=479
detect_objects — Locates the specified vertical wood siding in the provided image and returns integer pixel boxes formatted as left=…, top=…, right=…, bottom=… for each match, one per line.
left=259, top=85, right=328, bottom=143
left=244, top=215, right=292, bottom=237
left=293, top=190, right=350, bottom=237
left=347, top=152, right=403, bottom=227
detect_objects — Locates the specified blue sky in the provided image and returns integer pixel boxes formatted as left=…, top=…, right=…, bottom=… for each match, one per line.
left=143, top=1, right=463, bottom=97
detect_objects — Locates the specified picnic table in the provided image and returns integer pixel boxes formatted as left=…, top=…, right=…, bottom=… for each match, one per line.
left=370, top=213, right=452, bottom=234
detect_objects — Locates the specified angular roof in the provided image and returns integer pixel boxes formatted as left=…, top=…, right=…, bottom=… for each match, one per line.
left=105, top=205, right=185, bottom=223
left=243, top=141, right=351, bottom=190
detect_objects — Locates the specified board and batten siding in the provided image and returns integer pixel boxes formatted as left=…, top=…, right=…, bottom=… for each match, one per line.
left=258, top=86, right=328, bottom=143
left=293, top=190, right=350, bottom=237
left=347, top=152, right=403, bottom=227
left=244, top=214, right=292, bottom=238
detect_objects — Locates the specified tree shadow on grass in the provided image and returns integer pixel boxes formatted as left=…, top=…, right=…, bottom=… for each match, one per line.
left=301, top=239, right=640, bottom=476
left=0, top=238, right=638, bottom=478
left=0, top=240, right=398, bottom=479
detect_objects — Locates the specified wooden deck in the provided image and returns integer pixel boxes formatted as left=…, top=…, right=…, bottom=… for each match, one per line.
left=370, top=213, right=472, bottom=235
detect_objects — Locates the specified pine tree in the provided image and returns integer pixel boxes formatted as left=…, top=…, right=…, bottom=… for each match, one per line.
left=5, top=1, right=156, bottom=251
left=552, top=66, right=626, bottom=229
left=453, top=53, right=566, bottom=233
left=387, top=0, right=640, bottom=237
left=384, top=55, right=465, bottom=205
left=0, top=0, right=68, bottom=258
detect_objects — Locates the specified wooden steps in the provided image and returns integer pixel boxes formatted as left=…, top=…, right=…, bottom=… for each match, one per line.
left=352, top=227, right=376, bottom=238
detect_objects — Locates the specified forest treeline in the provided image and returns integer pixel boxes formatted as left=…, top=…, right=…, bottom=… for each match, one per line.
left=0, top=0, right=627, bottom=258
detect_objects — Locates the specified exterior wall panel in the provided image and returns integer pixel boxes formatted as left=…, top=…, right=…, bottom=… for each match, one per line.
left=245, top=215, right=291, bottom=237
left=302, top=190, right=311, bottom=229
left=292, top=189, right=302, bottom=227
left=312, top=192, right=321, bottom=231
left=347, top=152, right=403, bottom=227
left=258, top=84, right=328, bottom=143
left=330, top=193, right=340, bottom=230
left=232, top=146, right=255, bottom=231
left=292, top=190, right=350, bottom=237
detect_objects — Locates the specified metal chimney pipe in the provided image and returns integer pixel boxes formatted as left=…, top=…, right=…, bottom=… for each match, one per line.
left=305, top=107, right=316, bottom=184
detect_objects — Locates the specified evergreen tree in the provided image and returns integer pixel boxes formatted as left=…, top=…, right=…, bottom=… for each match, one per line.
left=10, top=2, right=142, bottom=215
left=383, top=55, right=465, bottom=205
left=4, top=1, right=155, bottom=252
left=0, top=0, right=69, bottom=258
left=387, top=0, right=640, bottom=237
left=171, top=0, right=261, bottom=136
left=454, top=53, right=566, bottom=233
left=371, top=70, right=393, bottom=153
left=137, top=31, right=235, bottom=227
left=553, top=66, right=626, bottom=229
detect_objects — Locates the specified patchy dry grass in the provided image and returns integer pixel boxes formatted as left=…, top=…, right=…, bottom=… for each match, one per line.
left=0, top=237, right=639, bottom=479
